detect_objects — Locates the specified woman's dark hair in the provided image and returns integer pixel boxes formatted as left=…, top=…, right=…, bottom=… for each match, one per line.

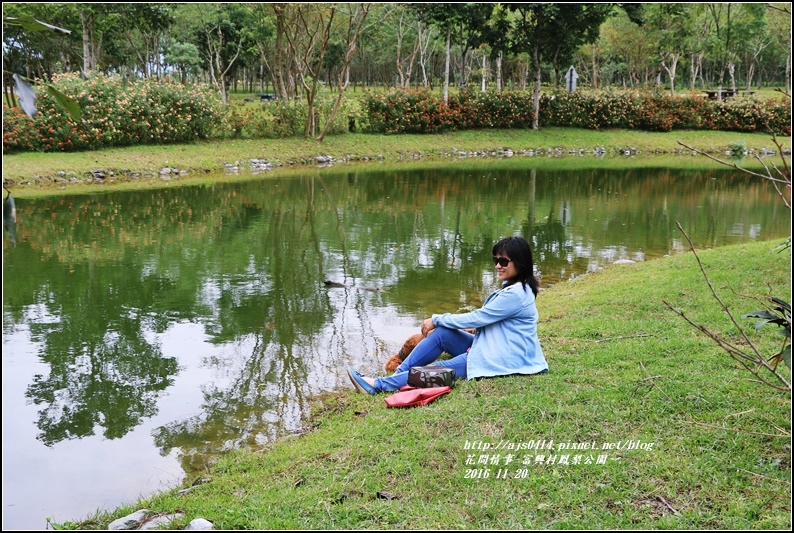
left=492, top=236, right=540, bottom=296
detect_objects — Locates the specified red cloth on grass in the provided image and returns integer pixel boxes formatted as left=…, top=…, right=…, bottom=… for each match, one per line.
left=384, top=385, right=451, bottom=408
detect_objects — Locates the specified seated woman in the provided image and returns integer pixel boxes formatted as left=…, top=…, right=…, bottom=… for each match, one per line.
left=347, top=235, right=548, bottom=395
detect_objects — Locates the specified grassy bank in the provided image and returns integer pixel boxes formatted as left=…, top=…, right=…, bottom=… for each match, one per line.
left=64, top=240, right=791, bottom=530
left=4, top=128, right=790, bottom=195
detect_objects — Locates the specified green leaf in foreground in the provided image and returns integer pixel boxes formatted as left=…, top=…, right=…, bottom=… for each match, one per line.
left=743, top=310, right=784, bottom=330
left=11, top=75, right=82, bottom=121
left=46, top=85, right=82, bottom=122
left=4, top=15, right=71, bottom=33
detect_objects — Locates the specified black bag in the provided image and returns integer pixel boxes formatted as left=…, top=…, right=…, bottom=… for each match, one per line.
left=408, top=365, right=456, bottom=388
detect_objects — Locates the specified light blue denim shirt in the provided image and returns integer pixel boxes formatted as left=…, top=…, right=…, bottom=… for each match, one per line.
left=431, top=281, right=547, bottom=379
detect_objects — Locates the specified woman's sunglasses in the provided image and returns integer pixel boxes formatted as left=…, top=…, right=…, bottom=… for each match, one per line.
left=493, top=256, right=512, bottom=267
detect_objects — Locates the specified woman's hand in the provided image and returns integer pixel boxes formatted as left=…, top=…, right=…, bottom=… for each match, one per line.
left=421, top=317, right=435, bottom=337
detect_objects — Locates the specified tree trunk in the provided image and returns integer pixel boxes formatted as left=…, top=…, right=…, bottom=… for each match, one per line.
left=550, top=47, right=561, bottom=89
left=532, top=44, right=541, bottom=130
left=404, top=33, right=420, bottom=88
left=662, top=55, right=678, bottom=96
left=443, top=27, right=451, bottom=105
left=155, top=34, right=161, bottom=78
left=80, top=10, right=95, bottom=73
left=717, top=65, right=726, bottom=101
left=417, top=22, right=433, bottom=88
left=272, top=7, right=289, bottom=100
left=317, top=4, right=370, bottom=141
left=284, top=4, right=335, bottom=137
left=496, top=52, right=502, bottom=92
left=305, top=93, right=315, bottom=137
left=728, top=61, right=736, bottom=91
left=127, top=33, right=148, bottom=77
left=689, top=52, right=700, bottom=91
left=481, top=54, right=486, bottom=92
left=697, top=54, right=705, bottom=88
left=3, top=57, right=18, bottom=109
left=395, top=10, right=405, bottom=87
left=460, top=48, right=474, bottom=89
left=746, top=62, right=755, bottom=90
left=207, top=22, right=242, bottom=106
left=215, top=35, right=228, bottom=104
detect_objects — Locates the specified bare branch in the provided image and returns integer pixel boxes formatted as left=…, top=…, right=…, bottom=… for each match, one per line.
left=317, top=3, right=370, bottom=141
left=675, top=222, right=767, bottom=356
left=767, top=3, right=791, bottom=15
left=770, top=134, right=791, bottom=182
left=662, top=222, right=791, bottom=391
left=677, top=141, right=791, bottom=185
left=593, top=334, right=653, bottom=343
left=663, top=300, right=791, bottom=391
left=751, top=153, right=792, bottom=209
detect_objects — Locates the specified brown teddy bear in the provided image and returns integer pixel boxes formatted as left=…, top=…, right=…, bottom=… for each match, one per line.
left=384, top=329, right=476, bottom=373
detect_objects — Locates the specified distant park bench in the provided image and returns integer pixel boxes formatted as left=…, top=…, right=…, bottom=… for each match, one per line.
left=243, top=93, right=278, bottom=103
left=704, top=89, right=753, bottom=100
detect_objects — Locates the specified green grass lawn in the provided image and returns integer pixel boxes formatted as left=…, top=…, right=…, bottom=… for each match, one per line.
left=61, top=239, right=791, bottom=530
left=4, top=127, right=790, bottom=197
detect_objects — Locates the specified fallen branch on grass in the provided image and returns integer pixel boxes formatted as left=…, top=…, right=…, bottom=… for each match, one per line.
left=655, top=495, right=679, bottom=515
left=593, top=334, right=652, bottom=343
left=735, top=467, right=792, bottom=485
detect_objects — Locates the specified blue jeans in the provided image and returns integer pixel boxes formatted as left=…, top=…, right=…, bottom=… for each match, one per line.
left=374, top=327, right=474, bottom=391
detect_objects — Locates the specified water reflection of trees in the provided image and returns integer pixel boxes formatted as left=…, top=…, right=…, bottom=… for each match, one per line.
left=15, top=256, right=179, bottom=446
left=4, top=165, right=787, bottom=464
left=152, top=177, right=386, bottom=472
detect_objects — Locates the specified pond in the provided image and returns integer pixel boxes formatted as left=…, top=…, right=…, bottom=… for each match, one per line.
left=2, top=161, right=789, bottom=529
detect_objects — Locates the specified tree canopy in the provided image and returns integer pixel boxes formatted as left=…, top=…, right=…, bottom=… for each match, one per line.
left=3, top=2, right=791, bottom=103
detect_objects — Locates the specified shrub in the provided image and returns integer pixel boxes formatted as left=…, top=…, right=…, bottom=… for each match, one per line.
left=363, top=88, right=452, bottom=134
left=2, top=107, right=39, bottom=152
left=449, top=89, right=535, bottom=129
left=631, top=93, right=682, bottom=132
left=362, top=88, right=791, bottom=137
left=3, top=73, right=223, bottom=154
left=310, top=94, right=355, bottom=136
left=706, top=96, right=791, bottom=135
left=221, top=94, right=354, bottom=139
left=539, top=90, right=636, bottom=129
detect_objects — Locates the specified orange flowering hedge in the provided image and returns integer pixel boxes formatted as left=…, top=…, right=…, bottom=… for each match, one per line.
left=3, top=73, right=223, bottom=154
left=364, top=88, right=791, bottom=136
left=363, top=88, right=451, bottom=134
left=6, top=81, right=789, bottom=154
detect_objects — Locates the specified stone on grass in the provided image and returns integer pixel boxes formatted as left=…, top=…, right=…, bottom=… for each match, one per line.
left=107, top=509, right=150, bottom=530
left=184, top=517, right=215, bottom=530
left=139, top=513, right=185, bottom=530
